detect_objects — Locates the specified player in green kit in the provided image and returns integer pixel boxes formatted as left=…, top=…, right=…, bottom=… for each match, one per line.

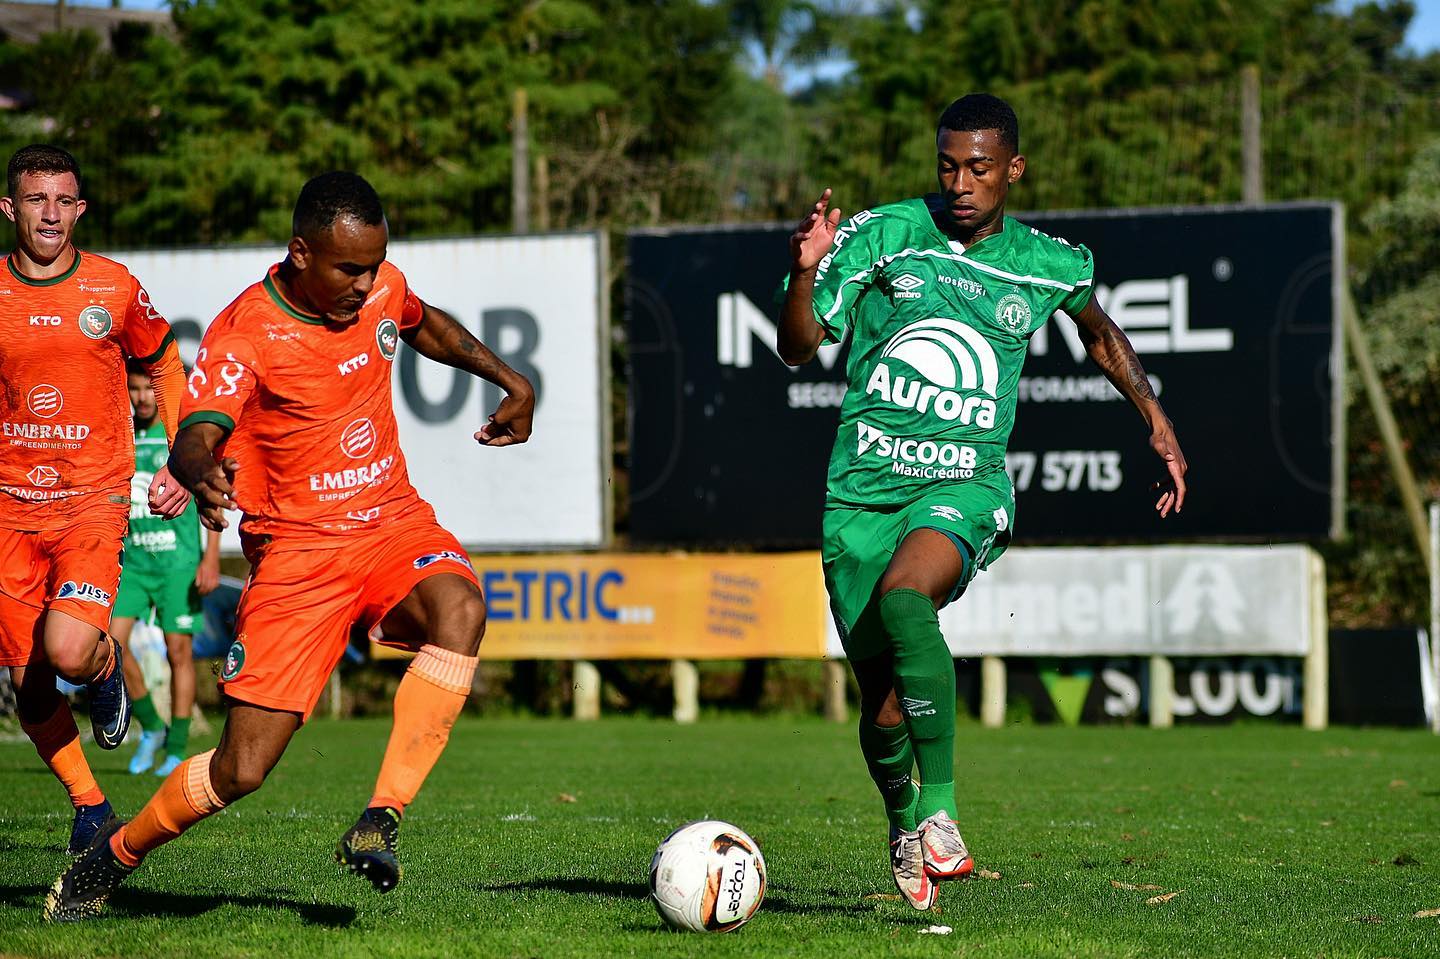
left=779, top=95, right=1188, bottom=910
left=112, top=360, right=221, bottom=777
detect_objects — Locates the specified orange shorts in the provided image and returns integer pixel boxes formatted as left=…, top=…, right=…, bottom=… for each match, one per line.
left=220, top=510, right=480, bottom=720
left=0, top=512, right=127, bottom=667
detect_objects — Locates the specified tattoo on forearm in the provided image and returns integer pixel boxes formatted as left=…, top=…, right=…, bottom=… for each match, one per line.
left=1124, top=352, right=1157, bottom=402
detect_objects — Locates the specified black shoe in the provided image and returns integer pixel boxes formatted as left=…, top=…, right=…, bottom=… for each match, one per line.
left=88, top=637, right=131, bottom=750
left=336, top=806, right=402, bottom=893
left=44, top=816, right=133, bottom=922
left=66, top=799, right=115, bottom=856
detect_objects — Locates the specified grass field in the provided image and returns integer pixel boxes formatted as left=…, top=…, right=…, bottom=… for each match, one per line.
left=2, top=716, right=1439, bottom=958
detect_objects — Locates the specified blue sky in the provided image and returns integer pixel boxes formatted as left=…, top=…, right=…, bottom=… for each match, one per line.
left=44, top=0, right=1440, bottom=53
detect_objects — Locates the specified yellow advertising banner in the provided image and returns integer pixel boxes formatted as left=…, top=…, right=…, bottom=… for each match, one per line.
left=375, top=552, right=829, bottom=660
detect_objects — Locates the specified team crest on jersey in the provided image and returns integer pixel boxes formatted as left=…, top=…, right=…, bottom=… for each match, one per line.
left=413, top=550, right=472, bottom=571
left=222, top=637, right=246, bottom=681
left=376, top=318, right=400, bottom=360
left=995, top=293, right=1031, bottom=333
left=78, top=305, right=113, bottom=339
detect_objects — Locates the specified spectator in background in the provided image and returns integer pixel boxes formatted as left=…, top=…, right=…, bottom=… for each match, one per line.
left=112, top=360, right=221, bottom=776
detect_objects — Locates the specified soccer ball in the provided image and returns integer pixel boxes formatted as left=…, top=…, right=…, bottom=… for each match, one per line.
left=648, top=820, right=767, bottom=932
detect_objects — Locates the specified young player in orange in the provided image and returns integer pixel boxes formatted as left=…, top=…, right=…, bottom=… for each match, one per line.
left=46, top=171, right=536, bottom=921
left=0, top=145, right=189, bottom=858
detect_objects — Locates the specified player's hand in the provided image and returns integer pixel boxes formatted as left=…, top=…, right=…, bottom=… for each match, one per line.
left=1149, top=417, right=1187, bottom=518
left=194, top=555, right=221, bottom=596
left=193, top=457, right=239, bottom=531
left=148, top=465, right=191, bottom=519
left=790, top=189, right=842, bottom=273
left=476, top=388, right=534, bottom=448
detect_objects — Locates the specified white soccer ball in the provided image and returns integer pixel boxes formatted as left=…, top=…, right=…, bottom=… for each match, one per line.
left=648, top=820, right=767, bottom=933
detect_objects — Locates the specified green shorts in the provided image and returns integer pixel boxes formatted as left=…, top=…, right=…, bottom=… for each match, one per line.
left=114, top=563, right=203, bottom=634
left=822, top=475, right=1014, bottom=660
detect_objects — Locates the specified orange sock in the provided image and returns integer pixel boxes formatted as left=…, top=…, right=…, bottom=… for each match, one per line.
left=369, top=645, right=476, bottom=813
left=110, top=748, right=226, bottom=867
left=20, top=702, right=104, bottom=808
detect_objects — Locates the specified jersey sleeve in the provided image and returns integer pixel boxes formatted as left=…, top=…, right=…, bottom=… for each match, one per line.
left=178, top=324, right=265, bottom=435
left=806, top=208, right=888, bottom=343
left=118, top=276, right=175, bottom=363
left=398, top=276, right=423, bottom=331
left=1054, top=242, right=1096, bottom=318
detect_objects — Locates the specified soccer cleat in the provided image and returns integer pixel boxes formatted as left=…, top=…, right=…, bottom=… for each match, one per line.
left=128, top=729, right=166, bottom=774
left=918, top=810, right=974, bottom=880
left=66, top=799, right=115, bottom=856
left=45, top=816, right=133, bottom=921
left=153, top=754, right=182, bottom=777
left=889, top=826, right=937, bottom=910
left=88, top=637, right=131, bottom=750
left=336, top=806, right=402, bottom=893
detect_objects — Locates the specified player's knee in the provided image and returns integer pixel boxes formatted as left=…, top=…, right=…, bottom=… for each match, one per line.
left=166, top=636, right=193, bottom=666
left=210, top=754, right=271, bottom=802
left=433, top=590, right=486, bottom=655
left=45, top=640, right=97, bottom=682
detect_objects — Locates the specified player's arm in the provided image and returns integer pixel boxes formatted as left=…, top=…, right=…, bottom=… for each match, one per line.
left=121, top=277, right=192, bottom=518
left=169, top=422, right=238, bottom=533
left=195, top=528, right=222, bottom=595
left=1070, top=296, right=1187, bottom=517
left=400, top=300, right=535, bottom=447
left=778, top=189, right=842, bottom=366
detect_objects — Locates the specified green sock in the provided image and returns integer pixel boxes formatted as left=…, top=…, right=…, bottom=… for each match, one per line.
left=132, top=693, right=165, bottom=734
left=858, top=719, right=919, bottom=831
left=165, top=716, right=191, bottom=758
left=880, top=588, right=957, bottom=822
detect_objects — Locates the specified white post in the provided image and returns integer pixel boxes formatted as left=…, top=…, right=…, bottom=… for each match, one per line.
left=1303, top=550, right=1329, bottom=731
left=1430, top=504, right=1440, bottom=734
left=823, top=660, right=848, bottom=723
left=672, top=659, right=699, bottom=724
left=1149, top=656, right=1174, bottom=729
left=980, top=656, right=1005, bottom=728
left=328, top=670, right=342, bottom=720
left=572, top=661, right=600, bottom=720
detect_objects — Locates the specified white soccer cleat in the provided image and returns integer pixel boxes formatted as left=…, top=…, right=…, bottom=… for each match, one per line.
left=918, top=811, right=974, bottom=880
left=889, top=827, right=937, bottom=910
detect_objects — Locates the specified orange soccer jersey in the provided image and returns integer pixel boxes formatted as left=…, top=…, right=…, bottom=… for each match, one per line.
left=0, top=251, right=174, bottom=530
left=179, top=262, right=429, bottom=547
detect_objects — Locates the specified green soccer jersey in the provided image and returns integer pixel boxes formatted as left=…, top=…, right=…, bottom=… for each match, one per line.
left=809, top=196, right=1095, bottom=509
left=124, top=420, right=201, bottom=573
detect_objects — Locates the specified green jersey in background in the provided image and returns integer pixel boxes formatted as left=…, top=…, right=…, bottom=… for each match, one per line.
left=124, top=419, right=202, bottom=574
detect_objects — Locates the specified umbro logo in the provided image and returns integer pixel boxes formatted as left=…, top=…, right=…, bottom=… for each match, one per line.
left=892, top=273, right=925, bottom=300
left=900, top=696, right=937, bottom=717
left=929, top=505, right=963, bottom=523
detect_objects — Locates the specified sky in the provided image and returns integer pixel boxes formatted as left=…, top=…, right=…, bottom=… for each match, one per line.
left=36, top=0, right=1440, bottom=54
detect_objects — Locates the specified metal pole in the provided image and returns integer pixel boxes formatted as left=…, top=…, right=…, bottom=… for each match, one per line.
left=1241, top=64, right=1263, bottom=204
left=511, top=88, right=529, bottom=234
left=1430, top=503, right=1439, bottom=734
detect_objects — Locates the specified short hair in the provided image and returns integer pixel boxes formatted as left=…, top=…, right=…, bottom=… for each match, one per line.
left=937, top=94, right=1019, bottom=154
left=7, top=144, right=82, bottom=197
left=125, top=357, right=150, bottom=378
left=292, top=171, right=385, bottom=241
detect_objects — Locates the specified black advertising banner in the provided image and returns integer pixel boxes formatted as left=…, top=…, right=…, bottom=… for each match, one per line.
left=626, top=204, right=1341, bottom=545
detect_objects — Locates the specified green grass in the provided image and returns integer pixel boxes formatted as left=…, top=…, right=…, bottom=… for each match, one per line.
left=2, top=717, right=1439, bottom=958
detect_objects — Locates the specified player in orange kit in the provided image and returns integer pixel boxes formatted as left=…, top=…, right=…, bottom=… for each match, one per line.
left=46, top=171, right=536, bottom=921
left=0, top=145, right=189, bottom=858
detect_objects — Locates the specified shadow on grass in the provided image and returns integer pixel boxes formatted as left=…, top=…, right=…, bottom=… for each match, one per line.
left=0, top=881, right=354, bottom=928
left=482, top=878, right=877, bottom=919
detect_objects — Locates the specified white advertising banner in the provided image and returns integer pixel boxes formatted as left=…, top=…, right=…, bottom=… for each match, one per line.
left=110, top=234, right=609, bottom=551
left=825, top=545, right=1318, bottom=658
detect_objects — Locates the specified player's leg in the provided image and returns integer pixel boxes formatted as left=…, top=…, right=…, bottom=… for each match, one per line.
left=155, top=630, right=195, bottom=775
left=339, top=524, right=484, bottom=892
left=822, top=506, right=932, bottom=909
left=875, top=527, right=974, bottom=880
left=851, top=649, right=936, bottom=910
left=0, top=529, right=113, bottom=853
left=9, top=660, right=113, bottom=854
left=42, top=518, right=131, bottom=749
left=111, top=614, right=167, bottom=774
left=45, top=702, right=299, bottom=922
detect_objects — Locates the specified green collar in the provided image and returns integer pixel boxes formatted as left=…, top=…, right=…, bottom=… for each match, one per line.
left=7, top=250, right=81, bottom=286
left=262, top=268, right=325, bottom=325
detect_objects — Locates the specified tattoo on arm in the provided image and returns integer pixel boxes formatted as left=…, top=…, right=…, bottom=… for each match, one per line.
left=1124, top=350, right=1157, bottom=403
